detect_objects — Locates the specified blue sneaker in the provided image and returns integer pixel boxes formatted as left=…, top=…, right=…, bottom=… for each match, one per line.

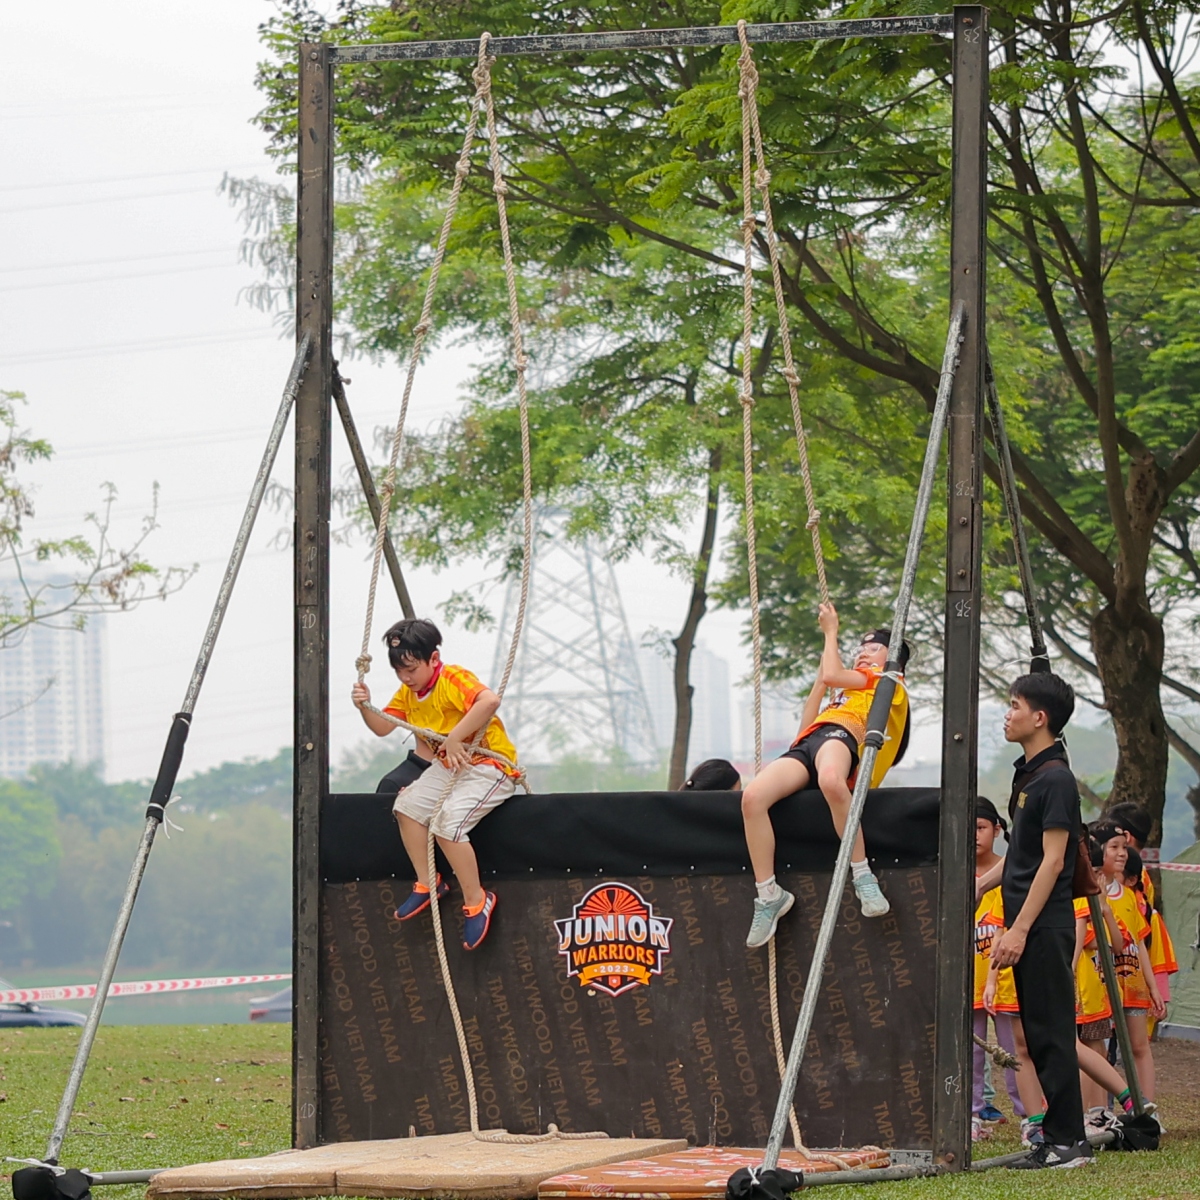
left=394, top=877, right=449, bottom=921
left=463, top=891, right=497, bottom=950
left=979, top=1104, right=1006, bottom=1124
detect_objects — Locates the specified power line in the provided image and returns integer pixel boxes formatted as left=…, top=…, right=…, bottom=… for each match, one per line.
left=0, top=328, right=281, bottom=367
left=0, top=262, right=245, bottom=295
left=0, top=164, right=268, bottom=195
left=0, top=245, right=239, bottom=275
left=0, top=185, right=223, bottom=216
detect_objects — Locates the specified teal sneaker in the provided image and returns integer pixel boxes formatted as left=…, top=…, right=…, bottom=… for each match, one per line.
left=853, top=872, right=890, bottom=918
left=746, top=889, right=795, bottom=948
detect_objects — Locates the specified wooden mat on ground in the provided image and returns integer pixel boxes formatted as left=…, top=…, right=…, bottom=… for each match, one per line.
left=537, top=1146, right=892, bottom=1198
left=145, top=1133, right=687, bottom=1200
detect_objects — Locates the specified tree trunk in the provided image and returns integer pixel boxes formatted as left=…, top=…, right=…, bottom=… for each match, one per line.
left=667, top=448, right=721, bottom=790
left=1090, top=598, right=1170, bottom=836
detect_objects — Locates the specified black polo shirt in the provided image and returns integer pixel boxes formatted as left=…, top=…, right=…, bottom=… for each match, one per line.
left=1002, top=742, right=1081, bottom=931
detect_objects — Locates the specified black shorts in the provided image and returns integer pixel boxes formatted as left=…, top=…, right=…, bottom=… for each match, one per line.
left=375, top=748, right=433, bottom=794
left=781, top=724, right=859, bottom=781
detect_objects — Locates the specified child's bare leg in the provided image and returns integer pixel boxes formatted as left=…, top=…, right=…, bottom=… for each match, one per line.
left=1010, top=1017, right=1047, bottom=1120
left=813, top=741, right=865, bottom=861
left=1126, top=1012, right=1155, bottom=1101
left=396, top=812, right=437, bottom=885
left=741, top=758, right=811, bottom=882
left=1077, top=1038, right=1125, bottom=1103
left=437, top=836, right=485, bottom=909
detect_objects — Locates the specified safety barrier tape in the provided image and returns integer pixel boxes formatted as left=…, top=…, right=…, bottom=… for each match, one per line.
left=1158, top=861, right=1200, bottom=873
left=0, top=973, right=291, bottom=1005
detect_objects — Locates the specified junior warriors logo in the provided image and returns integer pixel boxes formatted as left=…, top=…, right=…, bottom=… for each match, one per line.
left=555, top=883, right=673, bottom=997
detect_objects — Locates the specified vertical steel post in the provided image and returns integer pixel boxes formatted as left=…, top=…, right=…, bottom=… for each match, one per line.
left=933, top=5, right=988, bottom=1172
left=294, top=41, right=334, bottom=1151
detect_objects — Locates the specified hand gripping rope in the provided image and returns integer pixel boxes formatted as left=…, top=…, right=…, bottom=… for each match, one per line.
left=354, top=35, right=602, bottom=1145
left=735, top=23, right=854, bottom=1169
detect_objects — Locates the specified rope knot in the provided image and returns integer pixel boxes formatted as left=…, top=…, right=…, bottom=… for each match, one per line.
left=379, top=481, right=395, bottom=502
left=515, top=353, right=529, bottom=371
left=754, top=167, right=771, bottom=189
left=740, top=390, right=755, bottom=408
left=741, top=214, right=757, bottom=235
left=413, top=319, right=431, bottom=336
left=454, top=159, right=472, bottom=178
left=805, top=509, right=821, bottom=530
left=781, top=367, right=800, bottom=385
left=355, top=654, right=372, bottom=675
left=493, top=179, right=509, bottom=196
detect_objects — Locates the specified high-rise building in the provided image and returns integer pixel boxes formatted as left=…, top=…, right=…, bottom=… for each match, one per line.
left=0, top=605, right=106, bottom=778
left=638, top=641, right=732, bottom=765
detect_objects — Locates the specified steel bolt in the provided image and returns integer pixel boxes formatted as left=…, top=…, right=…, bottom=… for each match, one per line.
left=957, top=568, right=967, bottom=578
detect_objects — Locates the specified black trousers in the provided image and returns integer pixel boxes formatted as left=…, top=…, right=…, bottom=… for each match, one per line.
left=1011, top=925, right=1085, bottom=1146
left=375, top=749, right=432, bottom=794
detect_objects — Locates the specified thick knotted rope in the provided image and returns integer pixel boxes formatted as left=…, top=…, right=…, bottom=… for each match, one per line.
left=737, top=22, right=829, bottom=608
left=360, top=35, right=600, bottom=1147
left=737, top=24, right=853, bottom=1171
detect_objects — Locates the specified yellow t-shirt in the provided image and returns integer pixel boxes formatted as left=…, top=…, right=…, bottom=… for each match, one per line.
left=801, top=666, right=909, bottom=786
left=1105, top=882, right=1152, bottom=1009
left=1136, top=870, right=1178, bottom=976
left=384, top=663, right=519, bottom=778
left=974, top=884, right=1017, bottom=1011
left=1073, top=896, right=1112, bottom=1023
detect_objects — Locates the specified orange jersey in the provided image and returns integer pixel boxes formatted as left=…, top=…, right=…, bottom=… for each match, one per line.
left=384, top=662, right=519, bottom=778
left=974, top=885, right=1018, bottom=1012
left=1073, top=896, right=1112, bottom=1023
left=1134, top=869, right=1178, bottom=976
left=1105, top=882, right=1153, bottom=1009
left=799, top=667, right=908, bottom=786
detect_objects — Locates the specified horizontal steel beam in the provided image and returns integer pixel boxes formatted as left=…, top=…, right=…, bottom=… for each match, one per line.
left=331, top=15, right=954, bottom=64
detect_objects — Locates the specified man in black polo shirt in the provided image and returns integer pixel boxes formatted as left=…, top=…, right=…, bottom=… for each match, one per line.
left=990, top=672, right=1091, bottom=1169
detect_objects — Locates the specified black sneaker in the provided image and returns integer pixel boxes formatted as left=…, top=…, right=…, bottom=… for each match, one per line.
left=1009, top=1140, right=1095, bottom=1170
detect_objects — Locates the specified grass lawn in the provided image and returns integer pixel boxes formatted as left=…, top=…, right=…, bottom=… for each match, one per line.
left=1, top=1026, right=1197, bottom=1199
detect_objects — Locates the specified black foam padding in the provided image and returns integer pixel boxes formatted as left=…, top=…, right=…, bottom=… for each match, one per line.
left=320, top=787, right=940, bottom=884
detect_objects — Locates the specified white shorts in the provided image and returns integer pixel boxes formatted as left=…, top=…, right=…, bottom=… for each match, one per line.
left=392, top=760, right=515, bottom=842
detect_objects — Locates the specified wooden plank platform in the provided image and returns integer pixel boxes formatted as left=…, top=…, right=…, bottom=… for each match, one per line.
left=537, top=1146, right=892, bottom=1198
left=145, top=1133, right=687, bottom=1200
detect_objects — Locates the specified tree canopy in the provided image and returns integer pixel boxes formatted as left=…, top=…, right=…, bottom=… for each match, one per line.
left=242, top=0, right=1200, bottom=827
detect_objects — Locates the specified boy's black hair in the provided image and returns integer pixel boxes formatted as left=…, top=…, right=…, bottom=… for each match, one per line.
left=1009, top=672, right=1075, bottom=736
left=383, top=618, right=442, bottom=668
left=1124, top=846, right=1144, bottom=884
left=1106, top=802, right=1152, bottom=847
left=976, top=795, right=1007, bottom=834
left=1089, top=820, right=1125, bottom=848
left=862, top=628, right=912, bottom=671
left=681, top=758, right=741, bottom=791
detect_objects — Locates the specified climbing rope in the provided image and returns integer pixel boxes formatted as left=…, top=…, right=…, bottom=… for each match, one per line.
left=736, top=25, right=846, bottom=1168
left=973, top=1032, right=1020, bottom=1072
left=358, top=34, right=601, bottom=1146
left=737, top=22, right=829, bottom=609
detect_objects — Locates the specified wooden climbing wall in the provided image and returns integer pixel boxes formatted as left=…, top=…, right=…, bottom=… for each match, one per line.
left=315, top=790, right=941, bottom=1150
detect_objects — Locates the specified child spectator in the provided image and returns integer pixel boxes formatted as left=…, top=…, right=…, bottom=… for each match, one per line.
left=681, top=759, right=742, bottom=791
left=351, top=618, right=520, bottom=950
left=1108, top=802, right=1178, bottom=1024
left=973, top=798, right=1026, bottom=1140
left=1092, top=823, right=1166, bottom=1102
left=741, top=603, right=909, bottom=947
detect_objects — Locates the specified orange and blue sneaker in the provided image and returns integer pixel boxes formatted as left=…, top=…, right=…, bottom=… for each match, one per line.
left=394, top=876, right=450, bottom=921
left=463, top=891, right=497, bottom=950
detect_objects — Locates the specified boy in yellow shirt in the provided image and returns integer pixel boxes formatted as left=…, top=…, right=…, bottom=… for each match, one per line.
left=741, top=603, right=909, bottom=947
left=352, top=618, right=519, bottom=950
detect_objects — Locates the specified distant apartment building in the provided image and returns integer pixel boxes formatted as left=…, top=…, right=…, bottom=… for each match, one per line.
left=0, top=605, right=105, bottom=778
left=639, top=641, right=733, bottom=764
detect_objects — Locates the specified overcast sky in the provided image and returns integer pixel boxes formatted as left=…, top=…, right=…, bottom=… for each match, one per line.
left=2, top=1, right=947, bottom=784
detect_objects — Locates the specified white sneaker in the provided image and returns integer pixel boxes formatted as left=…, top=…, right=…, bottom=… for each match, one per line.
left=853, top=871, right=890, bottom=917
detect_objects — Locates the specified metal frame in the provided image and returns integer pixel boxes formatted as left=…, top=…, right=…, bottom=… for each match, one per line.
left=294, top=8, right=988, bottom=1170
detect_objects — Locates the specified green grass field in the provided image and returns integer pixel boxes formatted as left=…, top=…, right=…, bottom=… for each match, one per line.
left=1, top=1026, right=1197, bottom=1199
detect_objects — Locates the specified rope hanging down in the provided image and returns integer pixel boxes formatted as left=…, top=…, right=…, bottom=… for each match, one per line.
left=736, top=24, right=845, bottom=1169
left=356, top=35, right=598, bottom=1146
